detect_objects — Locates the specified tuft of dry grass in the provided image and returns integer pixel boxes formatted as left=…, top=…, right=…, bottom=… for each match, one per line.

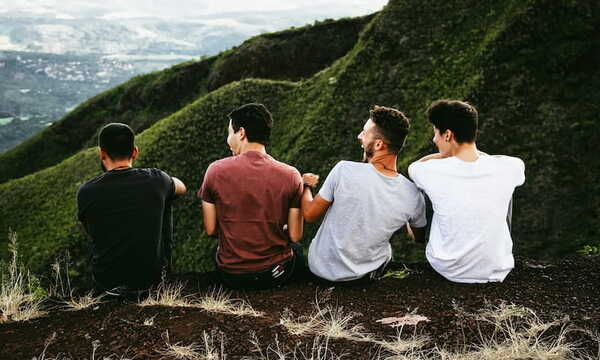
left=62, top=291, right=104, bottom=311
left=157, top=330, right=224, bottom=360
left=280, top=303, right=369, bottom=342
left=250, top=332, right=345, bottom=360
left=0, top=231, right=47, bottom=323
left=197, top=287, right=263, bottom=317
left=139, top=280, right=195, bottom=308
left=375, top=330, right=429, bottom=355
left=280, top=308, right=323, bottom=336
left=317, top=305, right=369, bottom=341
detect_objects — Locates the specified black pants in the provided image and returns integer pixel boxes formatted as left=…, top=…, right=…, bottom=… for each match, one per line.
left=310, top=260, right=389, bottom=287
left=216, top=243, right=305, bottom=290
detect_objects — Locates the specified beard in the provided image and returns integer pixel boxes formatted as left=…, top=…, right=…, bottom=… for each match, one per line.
left=362, top=141, right=375, bottom=163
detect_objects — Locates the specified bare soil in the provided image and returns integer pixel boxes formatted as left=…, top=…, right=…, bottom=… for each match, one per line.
left=1, top=257, right=599, bottom=359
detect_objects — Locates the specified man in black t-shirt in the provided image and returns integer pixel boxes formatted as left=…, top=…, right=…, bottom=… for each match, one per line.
left=77, top=123, right=186, bottom=292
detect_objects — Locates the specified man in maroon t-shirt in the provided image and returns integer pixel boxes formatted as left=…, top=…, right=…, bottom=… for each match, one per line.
left=198, top=103, right=304, bottom=289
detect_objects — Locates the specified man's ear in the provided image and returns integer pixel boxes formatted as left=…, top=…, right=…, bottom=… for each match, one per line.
left=99, top=148, right=107, bottom=161
left=375, top=138, right=386, bottom=151
left=131, top=146, right=139, bottom=161
left=444, top=130, right=453, bottom=142
left=238, top=127, right=246, bottom=141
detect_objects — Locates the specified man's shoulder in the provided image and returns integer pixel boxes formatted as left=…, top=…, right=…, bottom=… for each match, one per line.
left=333, top=160, right=367, bottom=172
left=489, top=154, right=524, bottom=166
left=269, top=157, right=300, bottom=176
left=206, top=156, right=238, bottom=173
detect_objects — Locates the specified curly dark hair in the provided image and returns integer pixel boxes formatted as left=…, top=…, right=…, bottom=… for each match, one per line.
left=369, top=105, right=410, bottom=155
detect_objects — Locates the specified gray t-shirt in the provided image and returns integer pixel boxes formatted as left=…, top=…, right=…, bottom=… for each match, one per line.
left=308, top=161, right=427, bottom=281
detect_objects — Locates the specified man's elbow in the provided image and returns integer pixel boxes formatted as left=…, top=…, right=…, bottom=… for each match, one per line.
left=302, top=209, right=318, bottom=223
left=289, top=232, right=302, bottom=243
left=204, top=223, right=216, bottom=236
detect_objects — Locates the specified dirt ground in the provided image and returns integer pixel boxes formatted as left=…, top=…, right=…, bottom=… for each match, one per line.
left=1, top=256, right=599, bottom=359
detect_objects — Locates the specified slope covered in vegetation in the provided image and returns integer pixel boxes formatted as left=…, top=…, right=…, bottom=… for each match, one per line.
left=0, top=0, right=598, bottom=278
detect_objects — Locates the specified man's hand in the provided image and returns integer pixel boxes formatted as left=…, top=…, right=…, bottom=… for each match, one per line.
left=302, top=173, right=320, bottom=188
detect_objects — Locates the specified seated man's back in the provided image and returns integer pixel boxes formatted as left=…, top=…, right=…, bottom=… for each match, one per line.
left=199, top=103, right=303, bottom=289
left=201, top=151, right=302, bottom=273
left=308, top=160, right=425, bottom=281
left=77, top=122, right=185, bottom=292
left=409, top=99, right=525, bottom=283
left=409, top=155, right=524, bottom=282
left=302, top=106, right=426, bottom=283
left=78, top=168, right=175, bottom=290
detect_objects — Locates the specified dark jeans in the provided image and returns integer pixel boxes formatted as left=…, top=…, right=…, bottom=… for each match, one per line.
left=216, top=242, right=306, bottom=290
left=311, top=260, right=389, bottom=287
left=422, top=192, right=514, bottom=241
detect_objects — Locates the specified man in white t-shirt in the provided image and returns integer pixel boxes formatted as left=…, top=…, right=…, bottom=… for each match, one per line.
left=301, top=105, right=427, bottom=283
left=408, top=100, right=525, bottom=283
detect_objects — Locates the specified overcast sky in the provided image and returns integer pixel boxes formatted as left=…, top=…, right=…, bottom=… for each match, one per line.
left=1, top=0, right=388, bottom=19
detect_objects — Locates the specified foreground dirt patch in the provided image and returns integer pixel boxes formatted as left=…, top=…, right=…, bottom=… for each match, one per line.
left=1, top=257, right=599, bottom=359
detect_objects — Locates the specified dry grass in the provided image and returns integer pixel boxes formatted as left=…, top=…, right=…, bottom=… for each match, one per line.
left=35, top=333, right=134, bottom=360
left=375, top=330, right=429, bottom=355
left=250, top=332, right=344, bottom=360
left=280, top=308, right=323, bottom=336
left=0, top=231, right=47, bottom=323
left=317, top=305, right=369, bottom=341
left=280, top=304, right=369, bottom=342
left=62, top=291, right=104, bottom=311
left=197, top=287, right=263, bottom=317
left=157, top=330, right=224, bottom=360
left=139, top=280, right=196, bottom=308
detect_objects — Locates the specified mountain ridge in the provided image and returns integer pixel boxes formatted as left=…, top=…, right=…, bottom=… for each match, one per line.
left=0, top=0, right=598, bottom=279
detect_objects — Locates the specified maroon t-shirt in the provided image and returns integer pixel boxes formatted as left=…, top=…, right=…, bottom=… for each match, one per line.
left=199, top=151, right=303, bottom=274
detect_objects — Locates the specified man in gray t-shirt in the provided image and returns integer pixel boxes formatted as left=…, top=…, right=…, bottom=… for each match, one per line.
left=302, top=106, right=427, bottom=282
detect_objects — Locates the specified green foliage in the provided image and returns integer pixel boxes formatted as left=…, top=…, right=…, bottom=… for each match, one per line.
left=1, top=0, right=599, bottom=280
left=577, top=245, right=599, bottom=257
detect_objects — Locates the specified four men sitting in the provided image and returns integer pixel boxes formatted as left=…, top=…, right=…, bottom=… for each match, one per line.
left=77, top=100, right=525, bottom=291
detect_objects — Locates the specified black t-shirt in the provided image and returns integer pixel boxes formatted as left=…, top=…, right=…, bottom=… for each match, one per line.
left=77, top=167, right=175, bottom=291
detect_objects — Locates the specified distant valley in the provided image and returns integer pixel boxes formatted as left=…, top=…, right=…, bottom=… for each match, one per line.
left=0, top=10, right=357, bottom=152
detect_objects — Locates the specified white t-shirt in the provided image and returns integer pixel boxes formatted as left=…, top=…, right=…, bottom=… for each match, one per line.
left=408, top=155, right=525, bottom=283
left=308, top=161, right=427, bottom=281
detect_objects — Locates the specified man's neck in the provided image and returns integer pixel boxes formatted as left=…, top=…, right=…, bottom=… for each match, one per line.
left=105, top=160, right=133, bottom=171
left=369, top=152, right=399, bottom=176
left=240, top=142, right=267, bottom=155
left=451, top=142, right=479, bottom=162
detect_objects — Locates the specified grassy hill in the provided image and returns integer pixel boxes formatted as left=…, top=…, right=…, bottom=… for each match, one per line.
left=0, top=0, right=598, bottom=278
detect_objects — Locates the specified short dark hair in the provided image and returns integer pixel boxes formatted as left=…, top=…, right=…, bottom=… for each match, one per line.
left=98, top=123, right=135, bottom=160
left=427, top=100, right=478, bottom=143
left=369, top=105, right=410, bottom=155
left=229, top=103, right=272, bottom=145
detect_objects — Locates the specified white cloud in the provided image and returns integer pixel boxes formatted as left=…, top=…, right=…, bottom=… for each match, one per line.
left=1, top=0, right=387, bottom=19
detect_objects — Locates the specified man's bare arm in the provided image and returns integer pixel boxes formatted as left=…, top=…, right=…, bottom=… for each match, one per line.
left=201, top=200, right=217, bottom=236
left=287, top=208, right=303, bottom=242
left=301, top=173, right=331, bottom=223
left=173, top=177, right=187, bottom=195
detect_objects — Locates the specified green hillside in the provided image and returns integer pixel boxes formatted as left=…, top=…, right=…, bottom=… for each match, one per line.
left=1, top=0, right=598, bottom=278
left=0, top=15, right=372, bottom=184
